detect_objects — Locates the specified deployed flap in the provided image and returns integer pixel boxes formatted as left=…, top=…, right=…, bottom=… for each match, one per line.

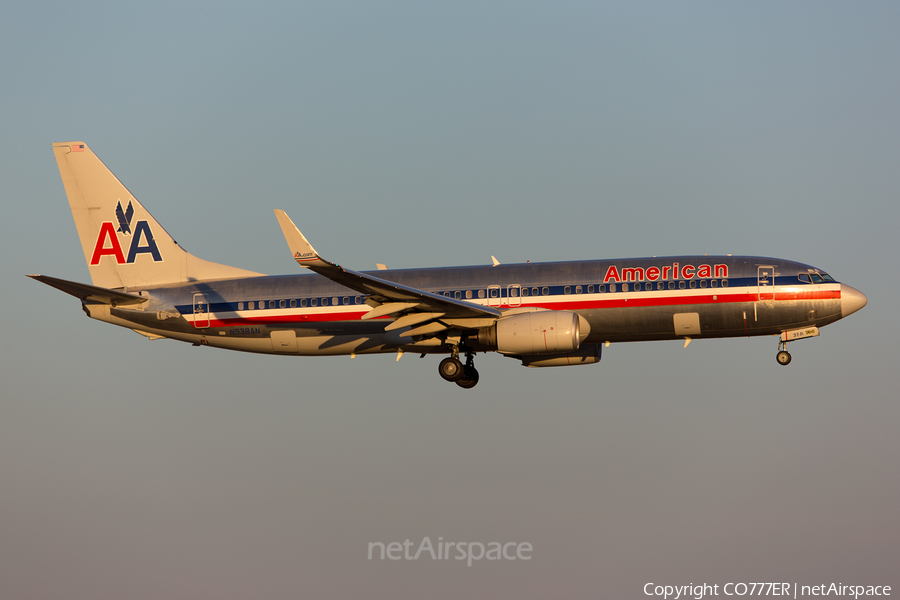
left=362, top=302, right=423, bottom=321
left=28, top=274, right=148, bottom=305
left=273, top=209, right=501, bottom=321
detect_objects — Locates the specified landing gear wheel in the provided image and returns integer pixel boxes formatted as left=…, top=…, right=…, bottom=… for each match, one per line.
left=456, top=366, right=479, bottom=389
left=776, top=350, right=792, bottom=366
left=438, top=357, right=464, bottom=381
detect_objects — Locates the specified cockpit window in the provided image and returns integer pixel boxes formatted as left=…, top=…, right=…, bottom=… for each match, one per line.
left=804, top=271, right=835, bottom=283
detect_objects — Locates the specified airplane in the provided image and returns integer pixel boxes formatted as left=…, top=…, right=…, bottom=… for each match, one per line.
left=30, top=142, right=868, bottom=389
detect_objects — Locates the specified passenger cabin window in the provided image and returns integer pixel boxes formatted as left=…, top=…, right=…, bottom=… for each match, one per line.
left=668, top=282, right=675, bottom=290
left=690, top=281, right=696, bottom=289
left=532, top=287, right=539, bottom=296
left=565, top=286, right=571, bottom=294
left=721, top=280, right=729, bottom=287
left=679, top=281, right=686, bottom=289
left=609, top=284, right=616, bottom=292
left=311, top=298, right=318, bottom=306
left=238, top=302, right=244, bottom=310
left=588, top=285, right=594, bottom=293
left=542, top=287, right=549, bottom=295
left=290, top=299, right=297, bottom=308
left=599, top=284, right=606, bottom=292
left=280, top=299, right=286, bottom=308
left=301, top=299, right=307, bottom=307
left=466, top=290, right=473, bottom=299
left=455, top=291, right=461, bottom=299
left=622, top=283, right=629, bottom=291
left=269, top=300, right=276, bottom=309
left=521, top=288, right=529, bottom=297
left=576, top=285, right=582, bottom=294
left=657, top=282, right=663, bottom=290
left=700, top=280, right=707, bottom=288
left=711, top=280, right=718, bottom=288
left=478, top=290, right=486, bottom=299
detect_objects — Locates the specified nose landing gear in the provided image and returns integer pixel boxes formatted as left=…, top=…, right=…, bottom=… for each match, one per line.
left=776, top=341, right=792, bottom=366
left=438, top=346, right=480, bottom=388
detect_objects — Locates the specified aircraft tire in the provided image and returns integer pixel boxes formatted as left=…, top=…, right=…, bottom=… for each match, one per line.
left=439, top=357, right=464, bottom=381
left=456, top=366, right=479, bottom=389
left=776, top=350, right=792, bottom=366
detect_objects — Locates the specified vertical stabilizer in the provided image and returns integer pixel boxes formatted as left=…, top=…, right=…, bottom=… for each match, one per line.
left=52, top=142, right=262, bottom=289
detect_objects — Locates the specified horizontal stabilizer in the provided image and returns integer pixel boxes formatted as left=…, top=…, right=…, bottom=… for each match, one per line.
left=28, top=274, right=148, bottom=305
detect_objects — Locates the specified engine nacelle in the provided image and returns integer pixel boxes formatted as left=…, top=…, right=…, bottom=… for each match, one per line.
left=478, top=311, right=585, bottom=355
left=520, top=343, right=602, bottom=367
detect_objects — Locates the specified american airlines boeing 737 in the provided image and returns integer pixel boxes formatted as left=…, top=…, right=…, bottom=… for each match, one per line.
left=31, top=142, right=868, bottom=389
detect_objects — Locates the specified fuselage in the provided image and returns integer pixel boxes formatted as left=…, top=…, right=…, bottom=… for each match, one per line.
left=40, top=141, right=869, bottom=388
left=89, top=254, right=862, bottom=357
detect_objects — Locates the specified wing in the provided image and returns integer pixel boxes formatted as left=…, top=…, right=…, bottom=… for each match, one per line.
left=273, top=210, right=501, bottom=337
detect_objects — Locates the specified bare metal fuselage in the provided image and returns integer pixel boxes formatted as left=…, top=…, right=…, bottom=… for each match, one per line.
left=84, top=255, right=854, bottom=357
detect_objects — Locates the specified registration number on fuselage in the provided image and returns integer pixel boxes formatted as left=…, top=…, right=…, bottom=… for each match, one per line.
left=229, top=327, right=261, bottom=335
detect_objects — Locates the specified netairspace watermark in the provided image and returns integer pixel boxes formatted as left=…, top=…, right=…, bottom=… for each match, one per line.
left=644, top=582, right=891, bottom=600
left=368, top=537, right=532, bottom=567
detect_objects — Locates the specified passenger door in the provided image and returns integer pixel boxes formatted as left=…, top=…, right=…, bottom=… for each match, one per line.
left=757, top=266, right=775, bottom=302
left=192, top=293, right=210, bottom=328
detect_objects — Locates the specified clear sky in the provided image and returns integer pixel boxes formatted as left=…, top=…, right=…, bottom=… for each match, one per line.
left=1, top=2, right=898, bottom=598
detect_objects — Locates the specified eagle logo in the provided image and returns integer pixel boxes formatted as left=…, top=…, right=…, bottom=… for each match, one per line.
left=115, top=200, right=135, bottom=235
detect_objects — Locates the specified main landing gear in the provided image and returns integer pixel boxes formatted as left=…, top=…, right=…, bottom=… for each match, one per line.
left=776, top=340, right=792, bottom=366
left=438, top=346, right=479, bottom=389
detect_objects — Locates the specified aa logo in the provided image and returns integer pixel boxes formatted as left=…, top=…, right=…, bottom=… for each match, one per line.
left=90, top=200, right=163, bottom=265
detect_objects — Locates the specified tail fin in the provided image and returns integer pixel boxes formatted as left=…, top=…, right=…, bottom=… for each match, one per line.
left=52, top=142, right=263, bottom=289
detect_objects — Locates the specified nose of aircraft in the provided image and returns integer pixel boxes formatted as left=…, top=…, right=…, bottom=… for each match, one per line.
left=841, top=284, right=868, bottom=318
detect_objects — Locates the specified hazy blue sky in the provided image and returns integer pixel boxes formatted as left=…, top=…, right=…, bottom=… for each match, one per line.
left=2, top=2, right=898, bottom=598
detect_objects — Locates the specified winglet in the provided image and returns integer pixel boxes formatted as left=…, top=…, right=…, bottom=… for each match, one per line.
left=273, top=209, right=333, bottom=268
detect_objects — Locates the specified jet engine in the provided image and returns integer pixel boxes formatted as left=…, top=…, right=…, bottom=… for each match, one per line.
left=478, top=311, right=588, bottom=355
